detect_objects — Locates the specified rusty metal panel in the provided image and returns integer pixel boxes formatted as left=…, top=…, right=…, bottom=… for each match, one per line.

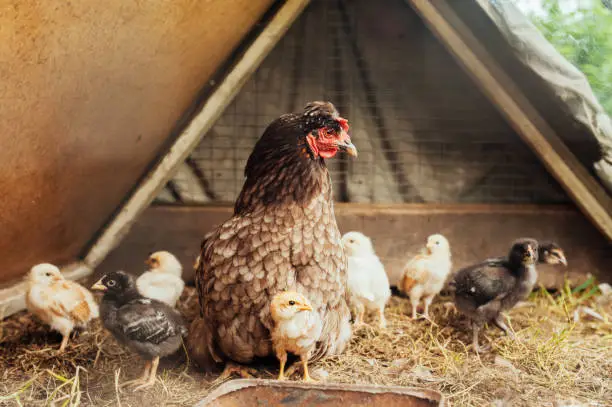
left=196, top=379, right=444, bottom=407
left=0, top=0, right=275, bottom=284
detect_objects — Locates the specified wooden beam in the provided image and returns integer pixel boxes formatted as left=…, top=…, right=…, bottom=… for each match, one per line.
left=83, top=0, right=311, bottom=268
left=406, top=0, right=612, bottom=242
left=97, top=204, right=611, bottom=290
left=0, top=262, right=91, bottom=318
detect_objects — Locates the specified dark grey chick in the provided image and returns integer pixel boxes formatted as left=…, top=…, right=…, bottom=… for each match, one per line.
left=92, top=271, right=187, bottom=390
left=452, top=238, right=541, bottom=353
left=536, top=241, right=567, bottom=266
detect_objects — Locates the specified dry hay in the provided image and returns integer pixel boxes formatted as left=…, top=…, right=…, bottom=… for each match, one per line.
left=1, top=279, right=610, bottom=407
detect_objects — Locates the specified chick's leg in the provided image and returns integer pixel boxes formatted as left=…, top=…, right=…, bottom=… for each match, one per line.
left=423, top=295, right=435, bottom=319
left=471, top=321, right=490, bottom=353
left=121, top=360, right=151, bottom=388
left=133, top=357, right=159, bottom=391
left=277, top=351, right=287, bottom=381
left=300, top=353, right=316, bottom=382
left=58, top=334, right=70, bottom=354
left=493, top=314, right=516, bottom=340
left=354, top=303, right=365, bottom=326
left=377, top=305, right=387, bottom=329
left=410, top=286, right=423, bottom=319
left=471, top=321, right=481, bottom=353
left=119, top=360, right=151, bottom=388
left=410, top=295, right=421, bottom=320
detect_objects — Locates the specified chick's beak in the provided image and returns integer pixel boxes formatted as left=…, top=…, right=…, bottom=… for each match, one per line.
left=558, top=254, right=568, bottom=266
left=298, top=304, right=313, bottom=312
left=524, top=245, right=536, bottom=262
left=91, top=279, right=106, bottom=292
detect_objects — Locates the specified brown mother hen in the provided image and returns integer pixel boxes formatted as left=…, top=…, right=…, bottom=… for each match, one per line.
left=189, top=101, right=357, bottom=375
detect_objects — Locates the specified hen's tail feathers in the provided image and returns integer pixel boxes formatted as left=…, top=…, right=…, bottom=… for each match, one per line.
left=186, top=317, right=223, bottom=372
left=311, top=299, right=352, bottom=362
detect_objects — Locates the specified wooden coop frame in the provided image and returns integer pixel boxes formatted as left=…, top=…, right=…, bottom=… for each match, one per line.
left=1, top=0, right=611, bottom=318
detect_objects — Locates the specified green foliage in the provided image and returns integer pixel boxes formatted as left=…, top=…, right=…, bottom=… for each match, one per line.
left=529, top=0, right=612, bottom=115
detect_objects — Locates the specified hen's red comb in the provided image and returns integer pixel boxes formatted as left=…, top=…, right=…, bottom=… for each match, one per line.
left=337, top=117, right=349, bottom=132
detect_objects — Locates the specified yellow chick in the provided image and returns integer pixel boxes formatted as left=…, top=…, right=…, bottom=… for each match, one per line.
left=400, top=234, right=452, bottom=319
left=270, top=291, right=322, bottom=382
left=25, top=263, right=99, bottom=353
left=136, top=251, right=185, bottom=307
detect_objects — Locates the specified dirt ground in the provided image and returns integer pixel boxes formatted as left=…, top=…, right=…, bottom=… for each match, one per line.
left=1, top=281, right=610, bottom=407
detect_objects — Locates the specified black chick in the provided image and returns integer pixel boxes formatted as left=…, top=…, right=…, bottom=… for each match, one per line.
left=536, top=241, right=567, bottom=266
left=91, top=271, right=187, bottom=390
left=452, top=238, right=549, bottom=353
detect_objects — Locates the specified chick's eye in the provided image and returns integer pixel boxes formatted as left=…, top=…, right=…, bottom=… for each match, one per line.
left=288, top=300, right=295, bottom=306
left=46, top=272, right=52, bottom=277
left=107, top=280, right=116, bottom=287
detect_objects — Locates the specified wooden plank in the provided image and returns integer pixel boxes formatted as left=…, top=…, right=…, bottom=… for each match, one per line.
left=0, top=262, right=91, bottom=319
left=96, top=205, right=611, bottom=290
left=84, top=0, right=311, bottom=268
left=406, top=0, right=612, bottom=242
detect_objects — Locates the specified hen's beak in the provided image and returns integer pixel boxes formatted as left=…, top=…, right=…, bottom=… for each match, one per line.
left=91, top=279, right=107, bottom=292
left=298, top=304, right=313, bottom=312
left=336, top=138, right=358, bottom=157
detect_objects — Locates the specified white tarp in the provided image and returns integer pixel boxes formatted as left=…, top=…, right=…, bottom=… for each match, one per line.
left=478, top=0, right=612, bottom=193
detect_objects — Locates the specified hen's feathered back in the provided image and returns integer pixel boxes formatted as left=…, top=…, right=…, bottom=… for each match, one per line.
left=192, top=102, right=353, bottom=370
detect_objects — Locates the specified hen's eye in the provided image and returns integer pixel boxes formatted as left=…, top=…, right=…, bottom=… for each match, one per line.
left=107, top=280, right=116, bottom=287
left=288, top=300, right=296, bottom=306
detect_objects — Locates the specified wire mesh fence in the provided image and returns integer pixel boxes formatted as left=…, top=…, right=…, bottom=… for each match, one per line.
left=158, top=0, right=570, bottom=205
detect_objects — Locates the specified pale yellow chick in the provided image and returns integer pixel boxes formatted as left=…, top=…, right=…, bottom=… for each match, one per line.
left=25, top=263, right=99, bottom=353
left=341, top=231, right=390, bottom=328
left=136, top=251, right=185, bottom=307
left=270, top=291, right=322, bottom=382
left=400, top=234, right=452, bottom=319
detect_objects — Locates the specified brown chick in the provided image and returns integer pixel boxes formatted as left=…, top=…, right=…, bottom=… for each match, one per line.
left=270, top=291, right=322, bottom=382
left=25, top=263, right=99, bottom=353
left=400, top=234, right=452, bottom=319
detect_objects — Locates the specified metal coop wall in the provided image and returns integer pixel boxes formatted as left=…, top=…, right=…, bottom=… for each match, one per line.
left=156, top=0, right=570, bottom=206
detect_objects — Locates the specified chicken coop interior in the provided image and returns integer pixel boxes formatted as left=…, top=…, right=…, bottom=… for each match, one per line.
left=1, top=0, right=611, bottom=406
left=97, top=0, right=611, bottom=288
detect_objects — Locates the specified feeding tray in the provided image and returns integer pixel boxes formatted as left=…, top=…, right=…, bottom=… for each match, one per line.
left=196, top=379, right=445, bottom=407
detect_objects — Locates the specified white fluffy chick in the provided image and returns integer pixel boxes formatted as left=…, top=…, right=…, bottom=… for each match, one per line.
left=341, top=231, right=391, bottom=328
left=136, top=251, right=184, bottom=307
left=25, top=263, right=99, bottom=353
left=270, top=291, right=322, bottom=382
left=400, top=234, right=452, bottom=319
